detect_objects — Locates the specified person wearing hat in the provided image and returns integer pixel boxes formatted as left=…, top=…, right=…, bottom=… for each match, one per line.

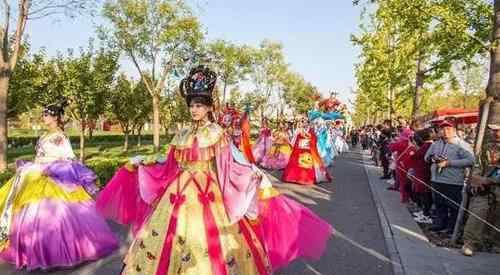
left=97, top=66, right=332, bottom=275
left=462, top=123, right=500, bottom=256
left=424, top=120, right=475, bottom=233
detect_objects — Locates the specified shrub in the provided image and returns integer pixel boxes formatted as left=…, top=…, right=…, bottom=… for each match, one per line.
left=7, top=134, right=173, bottom=149
left=0, top=170, right=15, bottom=187
left=86, top=157, right=129, bottom=189
left=0, top=158, right=127, bottom=189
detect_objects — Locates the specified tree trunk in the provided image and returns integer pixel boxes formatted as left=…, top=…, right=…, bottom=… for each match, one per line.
left=0, top=69, right=11, bottom=171
left=260, top=105, right=264, bottom=123
left=389, top=87, right=394, bottom=121
left=88, top=126, right=94, bottom=139
left=79, top=121, right=86, bottom=162
left=475, top=1, right=500, bottom=171
left=222, top=80, right=228, bottom=105
left=365, top=107, right=371, bottom=126
left=374, top=111, right=379, bottom=124
left=490, top=1, right=500, bottom=103
left=412, top=54, right=424, bottom=121
left=123, top=131, right=129, bottom=152
left=152, top=93, right=161, bottom=152
left=463, top=66, right=470, bottom=109
left=137, top=127, right=143, bottom=147
left=487, top=1, right=500, bottom=129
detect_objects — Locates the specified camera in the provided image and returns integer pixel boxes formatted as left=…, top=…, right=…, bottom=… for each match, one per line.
left=431, top=154, right=448, bottom=163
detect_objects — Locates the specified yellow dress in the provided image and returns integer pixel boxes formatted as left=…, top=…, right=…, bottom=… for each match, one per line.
left=0, top=132, right=118, bottom=270
left=124, top=122, right=270, bottom=275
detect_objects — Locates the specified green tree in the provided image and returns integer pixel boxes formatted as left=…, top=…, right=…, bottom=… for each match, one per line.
left=7, top=49, right=45, bottom=118
left=251, top=40, right=288, bottom=119
left=0, top=0, right=96, bottom=171
left=352, top=0, right=491, bottom=123
left=100, top=0, right=203, bottom=152
left=108, top=74, right=151, bottom=151
left=40, top=46, right=119, bottom=161
left=159, top=88, right=188, bottom=137
left=207, top=40, right=253, bottom=104
left=131, top=80, right=153, bottom=146
left=449, top=60, right=487, bottom=109
left=282, top=71, right=320, bottom=114
left=478, top=1, right=500, bottom=169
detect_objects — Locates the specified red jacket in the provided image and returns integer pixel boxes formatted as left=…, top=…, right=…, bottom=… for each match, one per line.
left=408, top=142, right=432, bottom=193
left=388, top=140, right=416, bottom=169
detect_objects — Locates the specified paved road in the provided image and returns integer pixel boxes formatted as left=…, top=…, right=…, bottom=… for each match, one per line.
left=276, top=149, right=394, bottom=275
left=0, top=148, right=394, bottom=275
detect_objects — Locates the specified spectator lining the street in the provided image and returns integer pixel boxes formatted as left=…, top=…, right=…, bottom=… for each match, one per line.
left=424, top=120, right=474, bottom=234
left=379, top=128, right=393, bottom=180
left=388, top=128, right=416, bottom=203
left=462, top=124, right=500, bottom=256
left=408, top=128, right=434, bottom=224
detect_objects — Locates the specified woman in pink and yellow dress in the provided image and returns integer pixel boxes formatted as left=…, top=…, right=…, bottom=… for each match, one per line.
left=0, top=103, right=118, bottom=271
left=260, top=123, right=292, bottom=170
left=253, top=118, right=273, bottom=165
left=96, top=66, right=332, bottom=275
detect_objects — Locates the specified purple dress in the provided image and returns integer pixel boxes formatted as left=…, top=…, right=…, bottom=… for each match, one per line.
left=0, top=132, right=118, bottom=270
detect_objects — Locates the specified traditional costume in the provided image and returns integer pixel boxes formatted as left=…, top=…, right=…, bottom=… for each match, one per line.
left=282, top=122, right=331, bottom=185
left=309, top=112, right=335, bottom=167
left=252, top=125, right=272, bottom=165
left=0, top=104, right=118, bottom=271
left=219, top=106, right=255, bottom=163
left=219, top=106, right=242, bottom=148
left=97, top=66, right=332, bottom=275
left=331, top=121, right=349, bottom=155
left=260, top=129, right=292, bottom=170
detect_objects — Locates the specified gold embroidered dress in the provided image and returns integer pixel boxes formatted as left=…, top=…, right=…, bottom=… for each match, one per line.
left=123, top=122, right=270, bottom=275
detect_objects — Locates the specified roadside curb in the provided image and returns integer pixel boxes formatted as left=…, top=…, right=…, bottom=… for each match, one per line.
left=361, top=151, right=405, bottom=275
left=359, top=149, right=500, bottom=275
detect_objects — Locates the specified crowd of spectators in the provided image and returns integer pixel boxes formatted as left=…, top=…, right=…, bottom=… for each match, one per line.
left=351, top=117, right=500, bottom=256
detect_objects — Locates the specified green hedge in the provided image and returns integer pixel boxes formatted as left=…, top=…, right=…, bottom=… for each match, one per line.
left=8, top=134, right=173, bottom=148
left=0, top=158, right=130, bottom=189
left=86, top=157, right=129, bottom=189
left=0, top=170, right=15, bottom=187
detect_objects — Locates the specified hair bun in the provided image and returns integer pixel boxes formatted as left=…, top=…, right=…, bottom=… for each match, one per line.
left=43, top=97, right=68, bottom=117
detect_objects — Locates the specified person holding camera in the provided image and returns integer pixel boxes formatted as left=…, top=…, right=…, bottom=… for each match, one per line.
left=424, top=120, right=474, bottom=234
left=462, top=124, right=500, bottom=256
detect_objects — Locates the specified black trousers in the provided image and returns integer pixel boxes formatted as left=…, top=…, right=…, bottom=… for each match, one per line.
left=414, top=192, right=433, bottom=216
left=381, top=155, right=390, bottom=177
left=432, top=182, right=463, bottom=230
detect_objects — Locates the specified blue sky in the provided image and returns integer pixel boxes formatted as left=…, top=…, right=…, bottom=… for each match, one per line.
left=25, top=1, right=362, bottom=104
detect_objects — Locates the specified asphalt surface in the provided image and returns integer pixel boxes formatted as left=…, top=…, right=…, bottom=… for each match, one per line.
left=0, top=148, right=394, bottom=275
left=275, top=148, right=394, bottom=275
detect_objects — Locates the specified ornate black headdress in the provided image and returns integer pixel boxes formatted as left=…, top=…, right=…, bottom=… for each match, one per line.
left=179, top=65, right=217, bottom=105
left=43, top=99, right=68, bottom=117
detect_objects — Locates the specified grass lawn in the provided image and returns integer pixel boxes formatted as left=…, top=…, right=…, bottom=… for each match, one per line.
left=7, top=128, right=170, bottom=165
left=9, top=128, right=157, bottom=137
left=7, top=140, right=169, bottom=168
